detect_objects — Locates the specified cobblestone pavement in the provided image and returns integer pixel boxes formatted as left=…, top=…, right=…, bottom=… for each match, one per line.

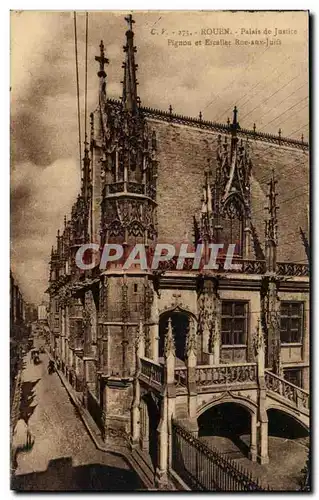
left=11, top=353, right=142, bottom=491
left=202, top=434, right=307, bottom=491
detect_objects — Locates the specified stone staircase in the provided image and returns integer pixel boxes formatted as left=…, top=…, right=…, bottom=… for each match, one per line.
left=264, top=370, right=310, bottom=426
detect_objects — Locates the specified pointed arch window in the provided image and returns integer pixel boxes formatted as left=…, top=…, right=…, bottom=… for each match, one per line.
left=218, top=195, right=244, bottom=257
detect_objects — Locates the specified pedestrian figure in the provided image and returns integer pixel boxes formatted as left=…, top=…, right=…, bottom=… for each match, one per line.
left=11, top=418, right=34, bottom=471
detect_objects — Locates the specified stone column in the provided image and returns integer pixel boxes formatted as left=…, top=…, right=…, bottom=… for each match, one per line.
left=156, top=395, right=169, bottom=489
left=249, top=412, right=257, bottom=462
left=130, top=379, right=141, bottom=448
left=167, top=394, right=176, bottom=470
left=211, top=312, right=221, bottom=366
left=258, top=418, right=269, bottom=465
left=302, top=297, right=310, bottom=390
left=266, top=278, right=282, bottom=375
left=150, top=289, right=159, bottom=362
left=243, top=223, right=252, bottom=259
left=131, top=325, right=143, bottom=449
left=256, top=322, right=265, bottom=380
left=163, top=317, right=177, bottom=476
left=140, top=401, right=149, bottom=452
left=186, top=319, right=198, bottom=432
left=207, top=294, right=221, bottom=366
left=255, top=318, right=269, bottom=464
left=138, top=320, right=145, bottom=359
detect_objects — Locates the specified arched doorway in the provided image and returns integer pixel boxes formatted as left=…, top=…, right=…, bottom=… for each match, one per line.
left=198, top=402, right=252, bottom=458
left=140, top=394, right=161, bottom=469
left=159, top=311, right=189, bottom=362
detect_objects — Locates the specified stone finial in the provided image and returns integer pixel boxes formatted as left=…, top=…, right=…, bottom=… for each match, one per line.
left=164, top=317, right=175, bottom=357
left=185, top=320, right=197, bottom=358
left=125, top=13, right=135, bottom=31
left=95, top=40, right=109, bottom=78
left=199, top=111, right=202, bottom=122
left=253, top=123, right=256, bottom=134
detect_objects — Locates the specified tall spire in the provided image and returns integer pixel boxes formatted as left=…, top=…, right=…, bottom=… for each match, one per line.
left=82, top=144, right=91, bottom=201
left=95, top=41, right=109, bottom=140
left=265, top=169, right=279, bottom=272
left=230, top=105, right=240, bottom=159
left=122, top=14, right=139, bottom=113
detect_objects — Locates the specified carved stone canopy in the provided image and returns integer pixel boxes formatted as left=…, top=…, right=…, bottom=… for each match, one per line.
left=253, top=319, right=265, bottom=355
left=185, top=320, right=197, bottom=358
left=164, top=317, right=175, bottom=358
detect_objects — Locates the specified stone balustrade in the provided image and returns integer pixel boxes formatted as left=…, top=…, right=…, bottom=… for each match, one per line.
left=140, top=357, right=164, bottom=385
left=195, top=362, right=257, bottom=387
left=276, top=262, right=309, bottom=277
left=139, top=358, right=309, bottom=416
left=265, top=370, right=309, bottom=410
left=174, top=367, right=188, bottom=387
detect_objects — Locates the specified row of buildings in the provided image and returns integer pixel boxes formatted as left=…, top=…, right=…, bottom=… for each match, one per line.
left=46, top=16, right=309, bottom=488
left=10, top=271, right=37, bottom=391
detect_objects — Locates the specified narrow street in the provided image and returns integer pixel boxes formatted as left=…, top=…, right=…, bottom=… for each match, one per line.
left=11, top=352, right=143, bottom=491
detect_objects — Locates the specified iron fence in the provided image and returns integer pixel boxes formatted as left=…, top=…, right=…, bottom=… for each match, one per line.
left=171, top=420, right=270, bottom=491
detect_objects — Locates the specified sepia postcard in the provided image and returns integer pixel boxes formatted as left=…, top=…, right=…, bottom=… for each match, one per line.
left=10, top=10, right=310, bottom=492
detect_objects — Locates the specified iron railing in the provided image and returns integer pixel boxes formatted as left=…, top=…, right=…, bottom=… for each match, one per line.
left=195, top=363, right=257, bottom=387
left=140, top=357, right=164, bottom=386
left=265, top=370, right=309, bottom=410
left=171, top=420, right=269, bottom=491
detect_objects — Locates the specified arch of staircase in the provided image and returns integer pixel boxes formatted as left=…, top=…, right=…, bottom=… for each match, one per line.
left=265, top=400, right=310, bottom=430
left=197, top=391, right=258, bottom=419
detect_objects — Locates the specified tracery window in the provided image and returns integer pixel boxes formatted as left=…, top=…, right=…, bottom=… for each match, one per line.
left=215, top=196, right=244, bottom=257
left=280, top=302, right=303, bottom=344
left=221, top=301, right=248, bottom=346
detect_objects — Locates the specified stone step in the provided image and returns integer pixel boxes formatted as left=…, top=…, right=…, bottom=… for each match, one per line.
left=130, top=448, right=157, bottom=490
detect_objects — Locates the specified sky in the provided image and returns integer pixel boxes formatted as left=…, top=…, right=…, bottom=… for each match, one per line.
left=10, top=10, right=309, bottom=303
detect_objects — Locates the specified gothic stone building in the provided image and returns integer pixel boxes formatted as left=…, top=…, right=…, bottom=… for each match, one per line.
left=47, top=17, right=309, bottom=487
